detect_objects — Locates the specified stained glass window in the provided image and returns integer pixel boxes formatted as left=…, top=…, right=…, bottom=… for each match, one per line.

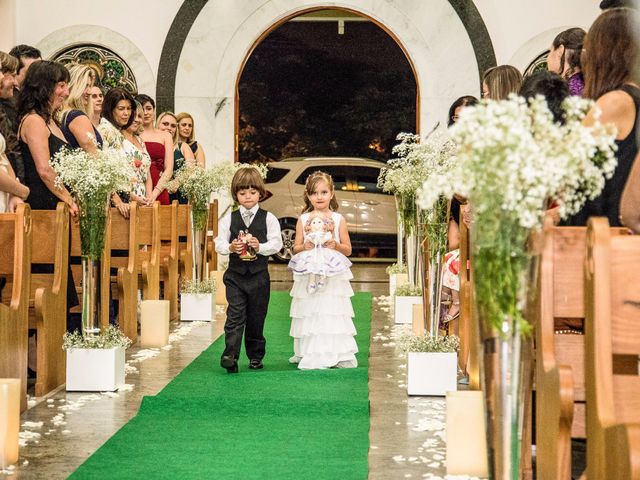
left=52, top=44, right=138, bottom=93
left=524, top=51, right=549, bottom=78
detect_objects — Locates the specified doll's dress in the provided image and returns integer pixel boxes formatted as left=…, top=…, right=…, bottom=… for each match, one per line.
left=288, top=229, right=352, bottom=277
left=288, top=211, right=358, bottom=370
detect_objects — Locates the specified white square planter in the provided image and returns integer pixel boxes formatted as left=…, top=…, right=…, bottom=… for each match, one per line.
left=389, top=273, right=409, bottom=296
left=394, top=295, right=422, bottom=324
left=180, top=293, right=214, bottom=321
left=407, top=351, right=457, bottom=396
left=66, top=347, right=125, bottom=392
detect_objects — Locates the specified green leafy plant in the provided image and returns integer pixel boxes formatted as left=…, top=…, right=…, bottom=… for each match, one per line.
left=386, top=263, right=407, bottom=275
left=63, top=325, right=132, bottom=350
left=395, top=284, right=422, bottom=297
left=181, top=278, right=216, bottom=294
left=399, top=333, right=460, bottom=353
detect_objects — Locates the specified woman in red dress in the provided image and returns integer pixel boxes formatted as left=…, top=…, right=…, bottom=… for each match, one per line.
left=135, top=94, right=173, bottom=205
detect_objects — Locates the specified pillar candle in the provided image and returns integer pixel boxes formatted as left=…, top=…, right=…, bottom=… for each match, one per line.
left=140, top=300, right=170, bottom=348
left=0, top=378, right=20, bottom=468
left=412, top=304, right=425, bottom=336
left=445, top=390, right=489, bottom=477
left=210, top=270, right=227, bottom=306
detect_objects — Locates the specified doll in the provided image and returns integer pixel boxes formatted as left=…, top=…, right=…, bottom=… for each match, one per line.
left=237, top=230, right=257, bottom=261
left=288, top=212, right=352, bottom=293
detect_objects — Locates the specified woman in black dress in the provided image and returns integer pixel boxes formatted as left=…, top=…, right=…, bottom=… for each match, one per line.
left=17, top=60, right=80, bottom=332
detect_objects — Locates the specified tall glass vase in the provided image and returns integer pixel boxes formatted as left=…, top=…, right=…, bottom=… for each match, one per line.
left=424, top=222, right=448, bottom=336
left=77, top=195, right=110, bottom=336
left=473, top=241, right=538, bottom=480
left=81, top=257, right=101, bottom=335
left=395, top=195, right=404, bottom=265
left=190, top=205, right=209, bottom=283
left=405, top=227, right=419, bottom=287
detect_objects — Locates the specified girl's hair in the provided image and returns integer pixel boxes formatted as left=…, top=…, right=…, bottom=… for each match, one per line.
left=483, top=65, right=523, bottom=100
left=520, top=71, right=569, bottom=124
left=0, top=52, right=19, bottom=74
left=302, top=170, right=339, bottom=213
left=61, top=63, right=95, bottom=117
left=230, top=166, right=266, bottom=201
left=102, top=87, right=136, bottom=130
left=176, top=112, right=195, bottom=143
left=447, top=95, right=478, bottom=126
left=551, top=27, right=586, bottom=79
left=583, top=8, right=639, bottom=99
left=156, top=111, right=178, bottom=143
left=17, top=60, right=70, bottom=124
left=135, top=93, right=155, bottom=110
left=130, top=101, right=144, bottom=134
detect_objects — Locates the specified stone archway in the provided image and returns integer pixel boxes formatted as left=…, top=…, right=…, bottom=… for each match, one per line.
left=162, top=0, right=495, bottom=166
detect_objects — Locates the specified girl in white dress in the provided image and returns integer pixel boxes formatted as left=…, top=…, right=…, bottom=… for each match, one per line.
left=288, top=171, right=358, bottom=370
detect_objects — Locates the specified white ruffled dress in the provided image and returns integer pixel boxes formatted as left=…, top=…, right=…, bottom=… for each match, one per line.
left=288, top=212, right=358, bottom=370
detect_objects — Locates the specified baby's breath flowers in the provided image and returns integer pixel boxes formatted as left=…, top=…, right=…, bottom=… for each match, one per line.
left=50, top=146, right=135, bottom=259
left=398, top=333, right=459, bottom=353
left=167, top=162, right=268, bottom=231
left=378, top=131, right=456, bottom=235
left=63, top=325, right=132, bottom=350
left=417, top=95, right=617, bottom=336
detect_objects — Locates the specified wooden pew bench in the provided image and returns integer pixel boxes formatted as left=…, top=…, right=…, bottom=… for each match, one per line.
left=29, top=203, right=69, bottom=397
left=0, top=204, right=31, bottom=411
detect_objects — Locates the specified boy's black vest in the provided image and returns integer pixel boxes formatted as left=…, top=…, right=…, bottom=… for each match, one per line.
left=228, top=208, right=269, bottom=275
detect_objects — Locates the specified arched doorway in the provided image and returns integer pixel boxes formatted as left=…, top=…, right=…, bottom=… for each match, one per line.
left=163, top=0, right=494, bottom=167
left=235, top=8, right=418, bottom=163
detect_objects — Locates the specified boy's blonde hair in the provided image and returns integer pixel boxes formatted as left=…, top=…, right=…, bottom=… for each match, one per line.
left=231, top=167, right=266, bottom=202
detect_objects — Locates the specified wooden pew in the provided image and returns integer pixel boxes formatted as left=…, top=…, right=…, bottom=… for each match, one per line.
left=104, top=203, right=139, bottom=341
left=159, top=201, right=179, bottom=320
left=459, top=216, right=480, bottom=388
left=0, top=204, right=31, bottom=411
left=535, top=220, right=627, bottom=479
left=585, top=217, right=640, bottom=479
left=29, top=203, right=69, bottom=397
left=137, top=201, right=160, bottom=301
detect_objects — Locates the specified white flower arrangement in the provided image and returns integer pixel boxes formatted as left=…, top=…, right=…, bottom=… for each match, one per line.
left=378, top=131, right=456, bottom=233
left=181, top=278, right=216, bottom=294
left=395, top=284, right=422, bottom=297
left=62, top=325, right=132, bottom=350
left=398, top=333, right=460, bottom=353
left=416, top=95, right=617, bottom=335
left=167, top=162, right=268, bottom=231
left=386, top=263, right=407, bottom=275
left=50, top=146, right=136, bottom=259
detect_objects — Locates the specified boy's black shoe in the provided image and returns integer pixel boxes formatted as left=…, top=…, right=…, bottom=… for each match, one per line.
left=249, top=359, right=264, bottom=370
left=221, top=355, right=238, bottom=373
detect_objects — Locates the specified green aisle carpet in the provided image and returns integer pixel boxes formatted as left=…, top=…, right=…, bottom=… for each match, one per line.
left=71, top=291, right=372, bottom=480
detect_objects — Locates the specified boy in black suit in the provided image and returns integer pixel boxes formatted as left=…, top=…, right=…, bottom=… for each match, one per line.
left=214, top=168, right=282, bottom=373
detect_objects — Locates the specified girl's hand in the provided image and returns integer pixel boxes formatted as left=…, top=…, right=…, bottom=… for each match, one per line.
left=304, top=240, right=314, bottom=251
left=323, top=239, right=336, bottom=249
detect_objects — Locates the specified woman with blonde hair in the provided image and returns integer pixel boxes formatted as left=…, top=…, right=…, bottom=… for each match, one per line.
left=156, top=110, right=194, bottom=204
left=59, top=63, right=102, bottom=152
left=176, top=112, right=205, bottom=166
left=135, top=94, right=173, bottom=205
left=482, top=65, right=522, bottom=100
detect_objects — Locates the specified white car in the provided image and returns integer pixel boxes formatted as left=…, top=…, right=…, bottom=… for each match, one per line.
left=261, top=157, right=397, bottom=262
